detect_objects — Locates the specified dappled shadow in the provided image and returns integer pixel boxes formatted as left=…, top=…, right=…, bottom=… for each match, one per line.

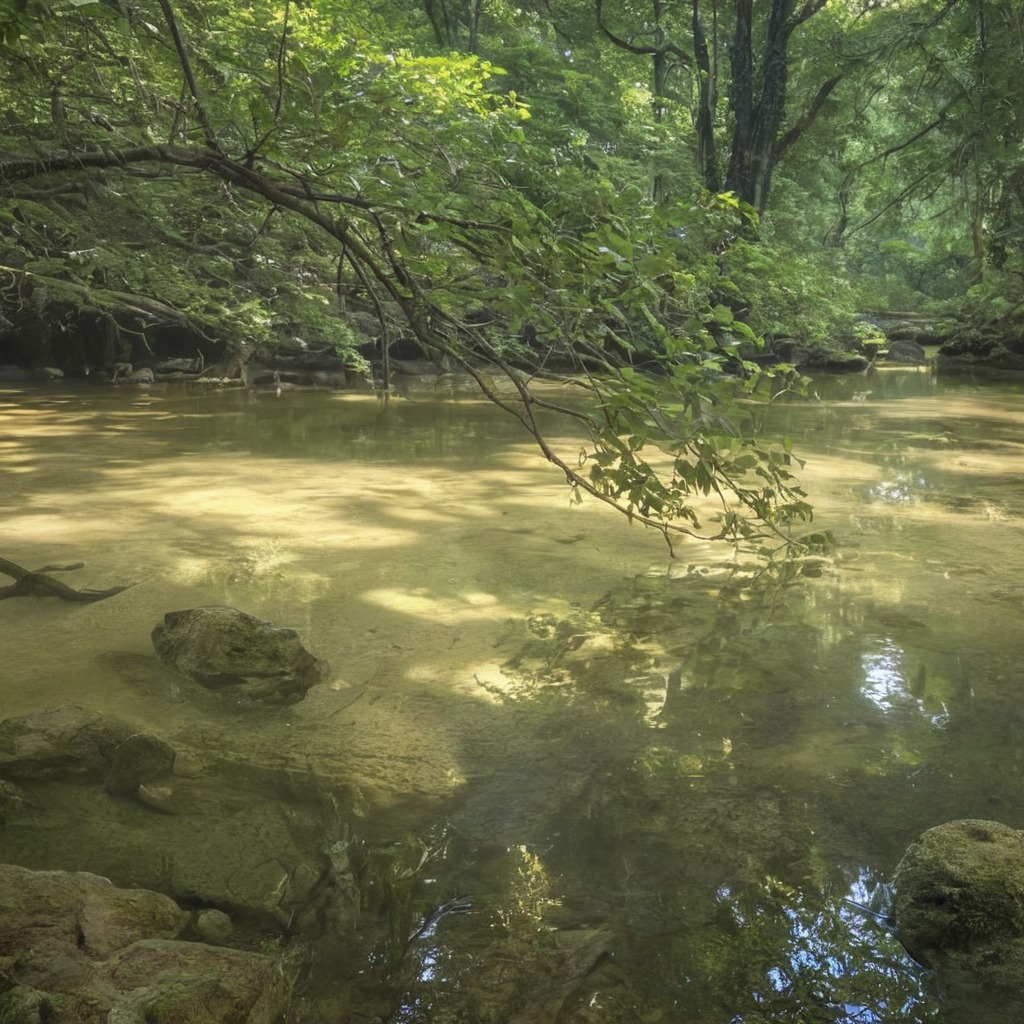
left=5, top=373, right=1024, bottom=1020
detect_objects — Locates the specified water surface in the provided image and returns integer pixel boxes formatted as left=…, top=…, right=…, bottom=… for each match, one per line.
left=2, top=368, right=1024, bottom=1022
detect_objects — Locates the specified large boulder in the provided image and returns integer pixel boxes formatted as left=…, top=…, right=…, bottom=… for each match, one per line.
left=102, top=938, right=289, bottom=1024
left=885, top=338, right=928, bottom=364
left=0, top=864, right=188, bottom=960
left=892, top=819, right=1024, bottom=1019
left=152, top=606, right=328, bottom=705
left=0, top=864, right=289, bottom=1024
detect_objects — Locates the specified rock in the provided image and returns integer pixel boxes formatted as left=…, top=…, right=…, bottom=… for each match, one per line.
left=0, top=778, right=30, bottom=822
left=156, top=357, right=202, bottom=374
left=811, top=352, right=872, bottom=373
left=893, top=819, right=1024, bottom=963
left=391, top=357, right=446, bottom=375
left=0, top=754, right=343, bottom=928
left=105, top=732, right=176, bottom=800
left=0, top=863, right=188, bottom=960
left=104, top=938, right=289, bottom=1024
left=0, top=984, right=47, bottom=1024
left=859, top=314, right=939, bottom=345
left=0, top=705, right=134, bottom=782
left=151, top=606, right=328, bottom=705
left=892, top=819, right=1024, bottom=1018
left=0, top=706, right=182, bottom=811
left=0, top=865, right=289, bottom=1024
left=886, top=338, right=928, bottom=364
left=310, top=370, right=346, bottom=388
left=138, top=782, right=178, bottom=814
left=194, top=908, right=234, bottom=945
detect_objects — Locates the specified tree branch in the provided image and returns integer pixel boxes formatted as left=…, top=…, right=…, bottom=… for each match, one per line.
left=774, top=74, right=841, bottom=161
left=0, top=557, right=131, bottom=602
left=594, top=0, right=691, bottom=62
left=790, top=0, right=829, bottom=31
left=0, top=263, right=205, bottom=328
left=156, top=0, right=220, bottom=150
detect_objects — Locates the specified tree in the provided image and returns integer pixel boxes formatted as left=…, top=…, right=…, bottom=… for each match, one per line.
left=594, top=0, right=840, bottom=212
left=0, top=0, right=815, bottom=553
left=794, top=0, right=1024, bottom=331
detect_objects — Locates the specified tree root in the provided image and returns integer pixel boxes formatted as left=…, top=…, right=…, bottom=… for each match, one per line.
left=0, top=557, right=132, bottom=602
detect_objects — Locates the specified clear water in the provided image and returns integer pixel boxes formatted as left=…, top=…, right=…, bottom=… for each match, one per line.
left=2, top=368, right=1024, bottom=1022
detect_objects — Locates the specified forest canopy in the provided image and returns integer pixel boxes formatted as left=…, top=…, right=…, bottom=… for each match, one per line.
left=1, top=0, right=1021, bottom=549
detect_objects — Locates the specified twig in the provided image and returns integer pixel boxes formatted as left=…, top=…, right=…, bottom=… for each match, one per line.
left=0, top=557, right=131, bottom=602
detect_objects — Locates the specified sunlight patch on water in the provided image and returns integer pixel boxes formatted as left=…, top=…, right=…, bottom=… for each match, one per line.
left=869, top=473, right=928, bottom=504
left=362, top=586, right=509, bottom=623
left=861, top=642, right=904, bottom=705
left=1, top=514, right=84, bottom=541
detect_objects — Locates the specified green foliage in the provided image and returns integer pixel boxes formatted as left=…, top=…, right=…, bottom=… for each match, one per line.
left=0, top=0, right=50, bottom=45
left=0, top=0, right=832, bottom=547
left=718, top=239, right=861, bottom=353
left=13, top=0, right=1023, bottom=544
left=938, top=264, right=1024, bottom=364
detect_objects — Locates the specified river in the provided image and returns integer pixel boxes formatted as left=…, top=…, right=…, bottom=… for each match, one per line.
left=2, top=366, right=1024, bottom=1022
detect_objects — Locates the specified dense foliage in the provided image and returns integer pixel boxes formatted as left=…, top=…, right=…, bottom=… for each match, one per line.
left=1, top=0, right=1022, bottom=544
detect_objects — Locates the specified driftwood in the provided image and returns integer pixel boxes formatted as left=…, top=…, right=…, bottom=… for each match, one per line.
left=0, top=558, right=131, bottom=602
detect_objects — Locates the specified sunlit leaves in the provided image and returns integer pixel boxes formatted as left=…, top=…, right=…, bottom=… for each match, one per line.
left=0, top=0, right=815, bottom=550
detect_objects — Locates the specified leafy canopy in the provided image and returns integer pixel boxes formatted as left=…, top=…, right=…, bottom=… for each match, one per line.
left=0, top=0, right=817, bottom=551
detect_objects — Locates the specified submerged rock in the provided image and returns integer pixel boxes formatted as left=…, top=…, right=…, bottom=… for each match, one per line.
left=0, top=779, right=29, bottom=823
left=104, top=732, right=177, bottom=801
left=0, top=863, right=188, bottom=960
left=33, top=366, right=63, bottom=380
left=103, top=938, right=289, bottom=1024
left=0, top=706, right=181, bottom=811
left=892, top=819, right=1024, bottom=1019
left=0, top=704, right=134, bottom=781
left=0, top=712, right=345, bottom=928
left=193, top=908, right=234, bottom=945
left=151, top=606, right=328, bottom=705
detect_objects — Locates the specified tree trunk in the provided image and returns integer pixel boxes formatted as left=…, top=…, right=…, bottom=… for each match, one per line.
left=725, top=0, right=793, bottom=214
left=692, top=0, right=719, bottom=192
left=725, top=0, right=754, bottom=203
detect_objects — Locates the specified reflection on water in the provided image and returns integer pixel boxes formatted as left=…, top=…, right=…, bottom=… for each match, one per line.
left=2, top=368, right=1024, bottom=1021
left=860, top=640, right=949, bottom=727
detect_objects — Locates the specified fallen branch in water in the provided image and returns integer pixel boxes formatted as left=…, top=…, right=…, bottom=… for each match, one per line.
left=0, top=557, right=132, bottom=602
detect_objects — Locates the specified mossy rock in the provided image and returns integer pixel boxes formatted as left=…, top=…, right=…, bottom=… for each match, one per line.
left=893, top=819, right=1024, bottom=1017
left=893, top=819, right=1024, bottom=964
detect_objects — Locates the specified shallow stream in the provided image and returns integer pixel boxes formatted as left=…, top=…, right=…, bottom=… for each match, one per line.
left=3, top=367, right=1024, bottom=1022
